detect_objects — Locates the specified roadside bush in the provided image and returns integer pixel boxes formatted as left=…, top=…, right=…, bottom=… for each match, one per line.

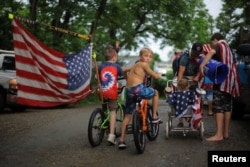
left=152, top=70, right=174, bottom=98
left=166, top=70, right=174, bottom=81
left=153, top=78, right=167, bottom=98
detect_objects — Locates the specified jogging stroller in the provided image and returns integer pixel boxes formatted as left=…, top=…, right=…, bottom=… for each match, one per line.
left=164, top=77, right=205, bottom=140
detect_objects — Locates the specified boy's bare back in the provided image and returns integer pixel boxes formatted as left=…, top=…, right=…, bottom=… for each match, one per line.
left=126, top=61, right=161, bottom=87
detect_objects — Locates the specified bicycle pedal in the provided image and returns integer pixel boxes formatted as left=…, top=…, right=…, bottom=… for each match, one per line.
left=126, top=124, right=133, bottom=134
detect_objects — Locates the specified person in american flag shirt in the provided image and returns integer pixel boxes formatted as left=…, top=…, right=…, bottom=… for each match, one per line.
left=199, top=33, right=240, bottom=142
left=98, top=45, right=129, bottom=145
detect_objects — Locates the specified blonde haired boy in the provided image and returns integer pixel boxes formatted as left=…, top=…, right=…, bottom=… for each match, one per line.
left=118, top=48, right=162, bottom=149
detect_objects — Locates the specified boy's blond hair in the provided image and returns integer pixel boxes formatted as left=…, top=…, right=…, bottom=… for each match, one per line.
left=139, top=48, right=153, bottom=57
left=177, top=78, right=189, bottom=91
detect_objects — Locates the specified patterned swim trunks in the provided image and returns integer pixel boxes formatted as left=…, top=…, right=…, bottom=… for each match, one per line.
left=124, top=84, right=155, bottom=114
left=213, top=89, right=232, bottom=113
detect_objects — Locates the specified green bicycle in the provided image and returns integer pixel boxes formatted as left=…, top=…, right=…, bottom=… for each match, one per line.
left=88, top=86, right=125, bottom=147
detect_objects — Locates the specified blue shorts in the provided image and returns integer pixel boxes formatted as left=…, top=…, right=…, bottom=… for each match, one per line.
left=125, top=84, right=155, bottom=114
left=201, top=89, right=213, bottom=101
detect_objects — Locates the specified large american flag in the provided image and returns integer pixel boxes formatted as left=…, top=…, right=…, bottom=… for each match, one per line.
left=12, top=18, right=92, bottom=107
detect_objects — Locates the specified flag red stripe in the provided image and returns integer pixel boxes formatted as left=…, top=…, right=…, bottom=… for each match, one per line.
left=18, top=84, right=90, bottom=99
left=17, top=69, right=46, bottom=83
left=12, top=22, right=65, bottom=59
left=15, top=56, right=68, bottom=79
left=18, top=84, right=67, bottom=98
left=17, top=85, right=91, bottom=106
left=13, top=35, right=67, bottom=73
left=203, top=44, right=212, bottom=54
left=18, top=88, right=92, bottom=107
left=17, top=70, right=67, bottom=90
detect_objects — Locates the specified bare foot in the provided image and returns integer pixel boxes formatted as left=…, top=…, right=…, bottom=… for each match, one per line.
left=223, top=132, right=229, bottom=139
left=223, top=135, right=229, bottom=140
left=206, top=135, right=223, bottom=142
left=207, top=112, right=214, bottom=116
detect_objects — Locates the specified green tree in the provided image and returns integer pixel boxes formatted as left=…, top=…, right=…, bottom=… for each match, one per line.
left=215, top=0, right=250, bottom=47
left=0, top=1, right=28, bottom=50
left=153, top=0, right=212, bottom=48
left=1, top=0, right=213, bottom=59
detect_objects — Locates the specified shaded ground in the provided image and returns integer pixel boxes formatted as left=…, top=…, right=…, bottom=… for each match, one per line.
left=0, top=100, right=250, bottom=167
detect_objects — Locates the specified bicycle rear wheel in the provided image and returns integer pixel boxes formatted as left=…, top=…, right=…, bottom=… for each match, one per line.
left=132, top=111, right=146, bottom=154
left=146, top=104, right=160, bottom=141
left=88, top=108, right=105, bottom=147
left=115, top=104, right=125, bottom=137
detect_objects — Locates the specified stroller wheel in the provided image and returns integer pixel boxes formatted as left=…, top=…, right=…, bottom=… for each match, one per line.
left=199, top=122, right=204, bottom=140
left=165, top=122, right=169, bottom=139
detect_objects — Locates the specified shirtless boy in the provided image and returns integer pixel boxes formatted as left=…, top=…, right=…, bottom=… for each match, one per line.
left=118, top=48, right=162, bottom=149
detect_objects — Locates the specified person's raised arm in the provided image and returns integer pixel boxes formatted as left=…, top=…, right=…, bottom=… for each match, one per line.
left=199, top=49, right=216, bottom=75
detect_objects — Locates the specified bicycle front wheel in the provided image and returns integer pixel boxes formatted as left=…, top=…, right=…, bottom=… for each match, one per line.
left=88, top=108, right=105, bottom=147
left=132, top=111, right=146, bottom=154
left=146, top=104, right=160, bottom=141
left=115, top=104, right=125, bottom=137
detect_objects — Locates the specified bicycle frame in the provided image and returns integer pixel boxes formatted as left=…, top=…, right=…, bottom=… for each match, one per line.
left=132, top=97, right=160, bottom=153
left=99, top=102, right=110, bottom=129
left=99, top=101, right=124, bottom=130
left=131, top=75, right=162, bottom=153
left=137, top=99, right=148, bottom=132
left=88, top=85, right=125, bottom=147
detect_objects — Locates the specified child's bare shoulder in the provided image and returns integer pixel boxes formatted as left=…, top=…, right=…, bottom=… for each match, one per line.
left=137, top=61, right=148, bottom=67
